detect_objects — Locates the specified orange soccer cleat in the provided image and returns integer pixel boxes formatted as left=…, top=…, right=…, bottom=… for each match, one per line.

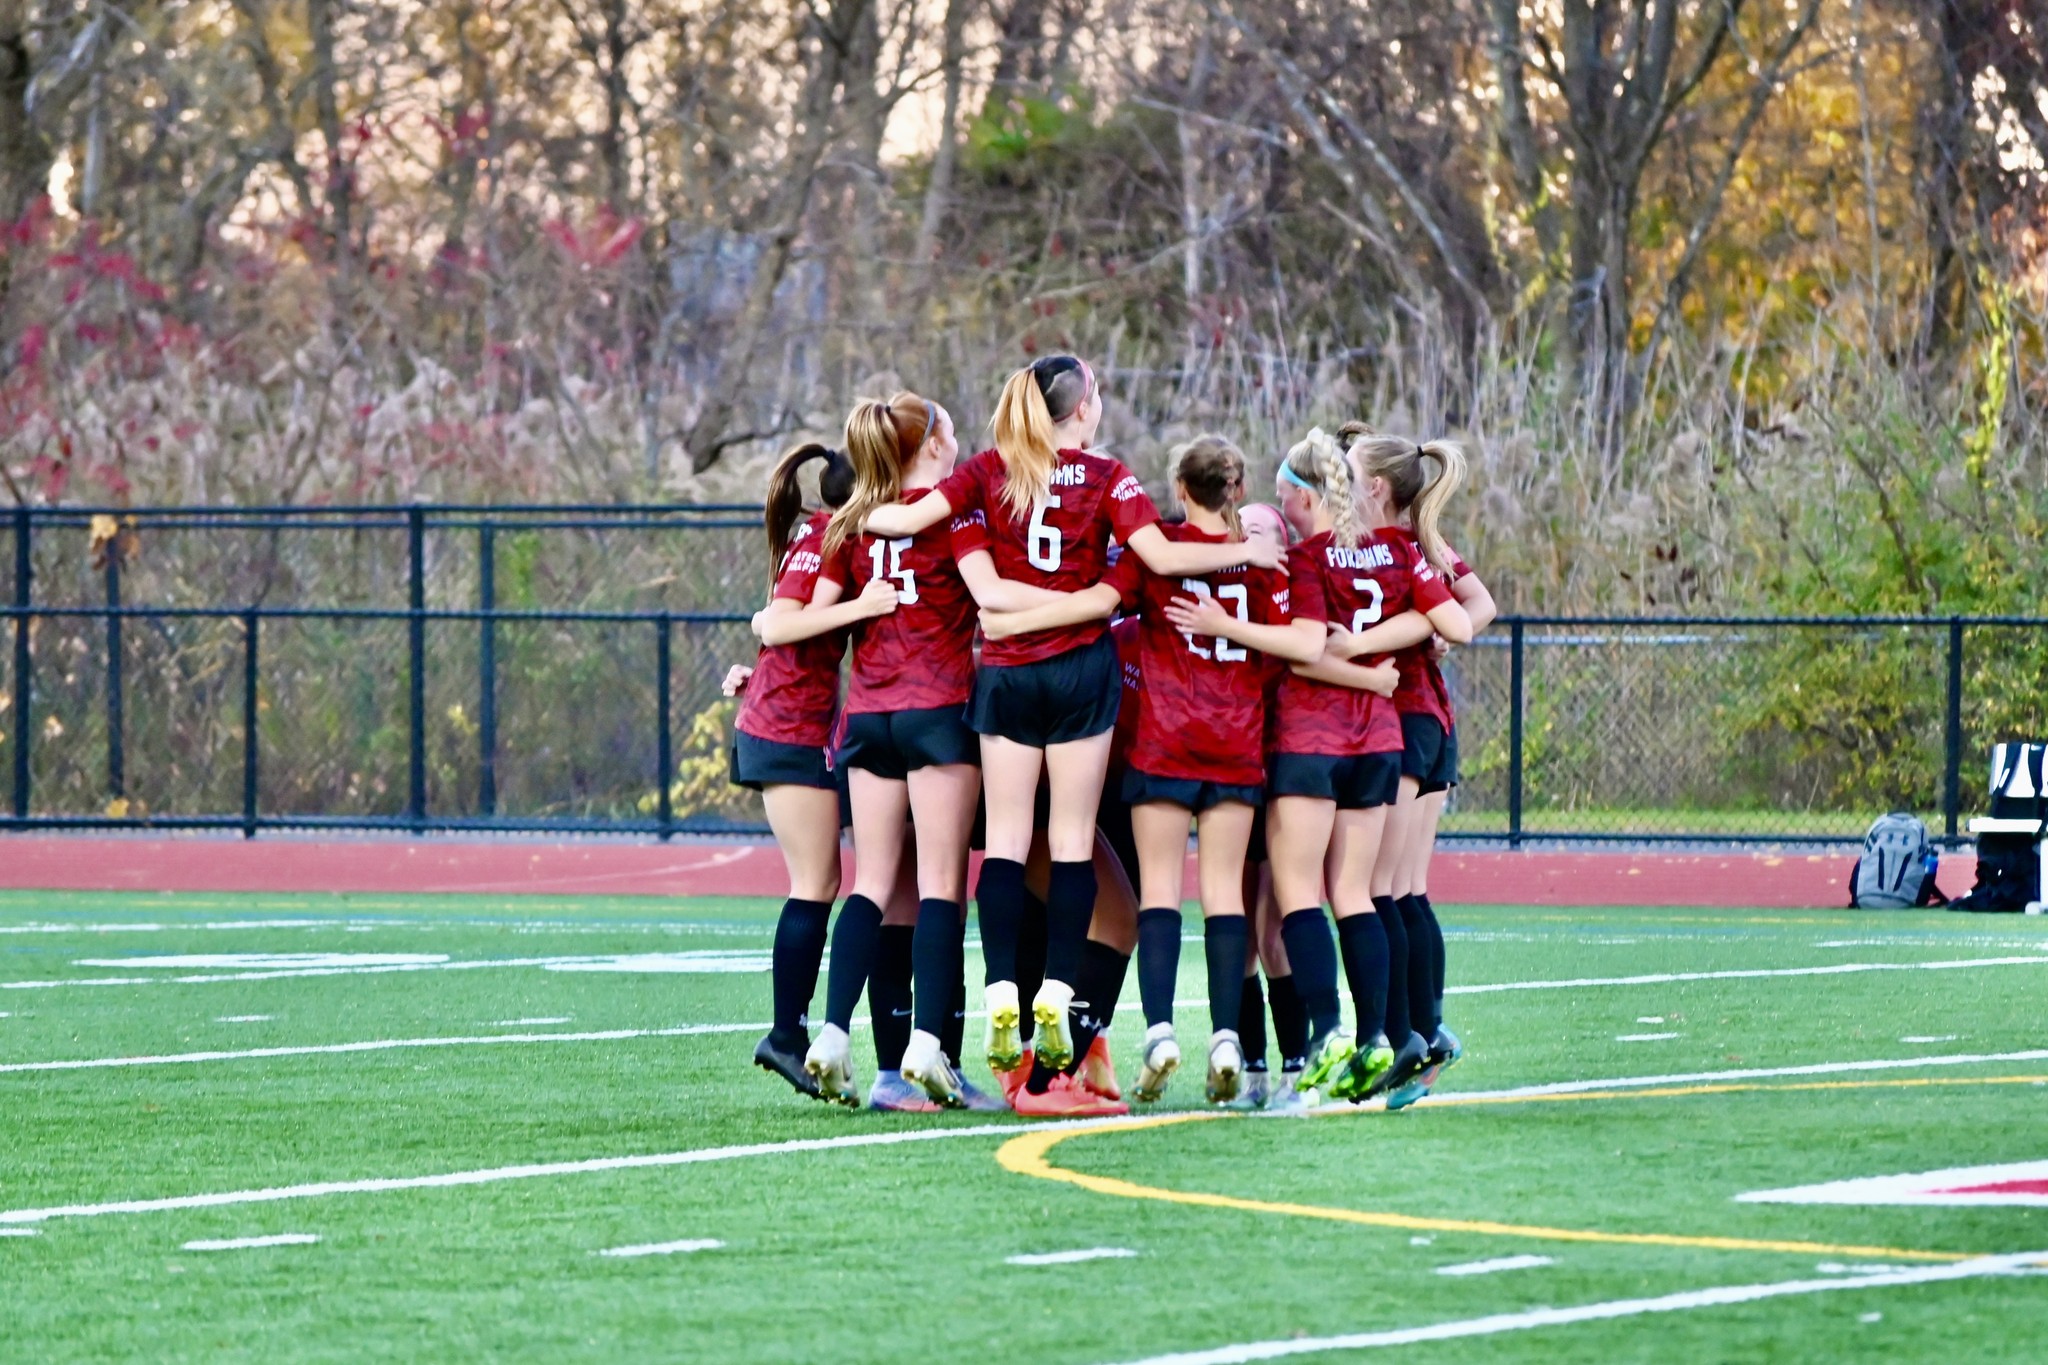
left=1077, top=1034, right=1122, bottom=1101
left=1009, top=1071, right=1129, bottom=1118
left=999, top=1049, right=1036, bottom=1106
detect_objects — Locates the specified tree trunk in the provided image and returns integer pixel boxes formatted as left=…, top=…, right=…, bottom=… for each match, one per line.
left=914, top=0, right=972, bottom=266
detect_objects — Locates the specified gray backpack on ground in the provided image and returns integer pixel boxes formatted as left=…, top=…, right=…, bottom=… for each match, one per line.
left=1848, top=812, right=1940, bottom=909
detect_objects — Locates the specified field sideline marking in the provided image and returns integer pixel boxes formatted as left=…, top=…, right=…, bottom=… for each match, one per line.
left=7, top=950, right=2046, bottom=995
left=995, top=1113, right=1978, bottom=1264
left=1095, top=1251, right=2048, bottom=1365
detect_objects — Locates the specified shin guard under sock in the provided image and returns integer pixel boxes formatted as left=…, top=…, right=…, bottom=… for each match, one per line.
left=823, top=894, right=883, bottom=1033
left=1043, top=859, right=1097, bottom=986
left=910, top=898, right=963, bottom=1038
left=1203, top=916, right=1250, bottom=1037
left=769, top=898, right=831, bottom=1048
left=1237, top=972, right=1269, bottom=1071
left=1397, top=894, right=1439, bottom=1036
left=1065, top=939, right=1130, bottom=1073
left=1374, top=894, right=1412, bottom=1047
left=1016, top=890, right=1048, bottom=1041
left=1336, top=912, right=1390, bottom=1041
left=974, top=859, right=1026, bottom=986
left=869, top=924, right=914, bottom=1069
left=1416, top=892, right=1447, bottom=1028
left=1135, top=907, right=1182, bottom=1028
left=1278, top=908, right=1343, bottom=1039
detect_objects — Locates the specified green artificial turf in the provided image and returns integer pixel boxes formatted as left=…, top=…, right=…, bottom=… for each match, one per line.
left=2, top=890, right=2046, bottom=1362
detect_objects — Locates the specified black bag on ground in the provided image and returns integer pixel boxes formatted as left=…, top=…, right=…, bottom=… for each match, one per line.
left=1950, top=832, right=2037, bottom=914
left=1847, top=812, right=1945, bottom=909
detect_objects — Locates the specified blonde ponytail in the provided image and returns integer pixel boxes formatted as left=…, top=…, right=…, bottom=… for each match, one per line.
left=826, top=392, right=935, bottom=559
left=990, top=370, right=1058, bottom=520
left=1282, top=426, right=1360, bottom=549
left=1355, top=434, right=1468, bottom=574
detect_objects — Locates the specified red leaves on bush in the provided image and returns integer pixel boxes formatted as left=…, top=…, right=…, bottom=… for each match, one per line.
left=544, top=209, right=644, bottom=270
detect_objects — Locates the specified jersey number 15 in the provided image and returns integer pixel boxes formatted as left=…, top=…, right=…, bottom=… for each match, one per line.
left=869, top=538, right=920, bottom=604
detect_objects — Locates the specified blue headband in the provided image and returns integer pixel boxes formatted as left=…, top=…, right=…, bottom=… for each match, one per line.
left=1277, top=463, right=1318, bottom=493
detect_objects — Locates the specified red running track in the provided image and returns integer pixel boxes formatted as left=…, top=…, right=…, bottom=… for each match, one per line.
left=0, top=834, right=1962, bottom=907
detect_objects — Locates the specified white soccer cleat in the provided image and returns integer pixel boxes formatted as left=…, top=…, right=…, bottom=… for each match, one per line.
left=1132, top=1021, right=1181, bottom=1103
left=1031, top=978, right=1076, bottom=1072
left=984, top=979, right=1024, bottom=1073
left=899, top=1028, right=965, bottom=1109
left=1205, top=1028, right=1245, bottom=1105
left=802, top=1024, right=860, bottom=1108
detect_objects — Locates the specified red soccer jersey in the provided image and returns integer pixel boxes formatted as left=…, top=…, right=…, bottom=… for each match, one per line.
left=933, top=447, right=1160, bottom=667
left=736, top=511, right=843, bottom=748
left=1273, top=529, right=1451, bottom=756
left=1111, top=525, right=1289, bottom=786
left=1384, top=527, right=1467, bottom=728
left=1108, top=615, right=1143, bottom=775
left=819, top=488, right=989, bottom=714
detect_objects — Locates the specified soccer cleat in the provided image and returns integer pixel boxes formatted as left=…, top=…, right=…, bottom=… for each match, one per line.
left=868, top=1069, right=942, bottom=1113
left=1205, top=1029, right=1245, bottom=1105
left=1389, top=1026, right=1463, bottom=1112
left=1329, top=1032, right=1398, bottom=1103
left=1077, top=1034, right=1122, bottom=1101
left=1427, top=1025, right=1463, bottom=1077
left=1031, top=978, right=1077, bottom=1072
left=984, top=980, right=1025, bottom=1073
left=802, top=1024, right=861, bottom=1108
left=1296, top=1028, right=1357, bottom=1093
left=999, top=1048, right=1035, bottom=1106
left=753, top=1033, right=822, bottom=1101
left=1262, top=1071, right=1317, bottom=1114
left=1381, top=1032, right=1433, bottom=1095
left=955, top=1076, right=1009, bottom=1112
left=1132, top=1022, right=1181, bottom=1103
left=1009, top=1072, right=1129, bottom=1118
left=1225, top=1068, right=1272, bottom=1112
left=899, top=1029, right=966, bottom=1109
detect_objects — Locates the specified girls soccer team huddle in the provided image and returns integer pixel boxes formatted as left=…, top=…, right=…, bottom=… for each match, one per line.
left=725, top=352, right=1496, bottom=1118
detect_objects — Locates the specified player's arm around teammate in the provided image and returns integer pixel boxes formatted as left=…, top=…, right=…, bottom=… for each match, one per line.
left=855, top=355, right=1283, bottom=1091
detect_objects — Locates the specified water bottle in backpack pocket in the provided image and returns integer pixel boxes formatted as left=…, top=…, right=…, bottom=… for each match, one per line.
left=1848, top=812, right=1942, bottom=909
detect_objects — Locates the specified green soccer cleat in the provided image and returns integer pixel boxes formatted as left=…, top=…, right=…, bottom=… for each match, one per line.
left=984, top=980, right=1025, bottom=1074
left=1328, top=1032, right=1398, bottom=1103
left=1030, top=979, right=1076, bottom=1073
left=1296, top=1028, right=1357, bottom=1093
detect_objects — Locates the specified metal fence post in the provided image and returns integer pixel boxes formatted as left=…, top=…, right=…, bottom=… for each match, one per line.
left=12, top=507, right=30, bottom=820
left=478, top=523, right=497, bottom=817
left=105, top=552, right=124, bottom=804
left=656, top=614, right=673, bottom=840
left=242, top=610, right=260, bottom=839
left=1943, top=616, right=1965, bottom=844
left=1507, top=617, right=1525, bottom=849
left=407, top=505, right=427, bottom=830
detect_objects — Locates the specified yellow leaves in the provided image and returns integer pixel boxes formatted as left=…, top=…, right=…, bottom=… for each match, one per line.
left=43, top=714, right=63, bottom=740
left=105, top=797, right=130, bottom=819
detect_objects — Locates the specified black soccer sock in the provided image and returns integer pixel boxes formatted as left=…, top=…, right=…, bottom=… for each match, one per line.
left=823, top=894, right=883, bottom=1033
left=870, top=924, right=914, bottom=1069
left=1043, top=859, right=1097, bottom=986
left=1237, top=971, right=1269, bottom=1072
left=911, top=897, right=963, bottom=1038
left=975, top=858, right=1027, bottom=986
left=1417, top=892, right=1447, bottom=1024
left=1065, top=939, right=1130, bottom=1074
left=1374, top=894, right=1412, bottom=1047
left=768, top=897, right=831, bottom=1048
left=1279, top=908, right=1343, bottom=1039
left=1203, top=916, right=1249, bottom=1037
left=1025, top=1053, right=1059, bottom=1095
left=1268, top=972, right=1309, bottom=1070
left=941, top=971, right=967, bottom=1064
left=1135, top=906, right=1182, bottom=1028
left=1016, top=890, right=1048, bottom=1041
left=1398, top=894, right=1441, bottom=1037
left=1336, top=912, right=1390, bottom=1041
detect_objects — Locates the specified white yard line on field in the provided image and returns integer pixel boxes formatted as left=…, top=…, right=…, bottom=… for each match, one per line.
left=1427, top=1048, right=2048, bottom=1104
left=1097, top=1252, right=2048, bottom=1365
left=1434, top=1255, right=1555, bottom=1277
left=596, top=1238, right=723, bottom=1258
left=181, top=1234, right=320, bottom=1251
left=1007, top=1248, right=1138, bottom=1266
left=1443, top=955, right=2048, bottom=996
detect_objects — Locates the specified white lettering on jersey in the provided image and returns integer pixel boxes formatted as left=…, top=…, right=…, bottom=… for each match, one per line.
left=1110, top=474, right=1144, bottom=502
left=1323, top=543, right=1396, bottom=571
left=1050, top=463, right=1089, bottom=488
left=783, top=549, right=823, bottom=577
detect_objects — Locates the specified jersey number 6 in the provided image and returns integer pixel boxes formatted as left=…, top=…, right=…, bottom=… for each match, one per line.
left=1350, top=577, right=1384, bottom=634
left=869, top=538, right=920, bottom=604
left=1027, top=495, right=1062, bottom=571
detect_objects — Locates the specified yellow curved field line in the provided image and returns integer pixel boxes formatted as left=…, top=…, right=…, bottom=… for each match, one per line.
left=996, top=1076, right=2048, bottom=1265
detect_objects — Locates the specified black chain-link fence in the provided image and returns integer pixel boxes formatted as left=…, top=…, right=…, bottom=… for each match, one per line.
left=3, top=506, right=2043, bottom=843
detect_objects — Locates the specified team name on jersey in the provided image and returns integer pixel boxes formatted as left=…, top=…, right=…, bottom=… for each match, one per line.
left=952, top=509, right=987, bottom=532
left=783, top=548, right=823, bottom=576
left=1324, top=542, right=1396, bottom=571
left=1122, top=660, right=1142, bottom=691
left=1050, top=463, right=1090, bottom=488
left=1110, top=474, right=1144, bottom=502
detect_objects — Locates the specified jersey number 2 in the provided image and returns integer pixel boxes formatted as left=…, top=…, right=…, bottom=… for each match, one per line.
left=869, top=538, right=920, bottom=604
left=1027, top=495, right=1062, bottom=571
left=1180, top=580, right=1248, bottom=662
left=1350, top=578, right=1384, bottom=634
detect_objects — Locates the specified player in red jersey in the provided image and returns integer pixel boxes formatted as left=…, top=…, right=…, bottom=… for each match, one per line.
left=1264, top=429, right=1472, bottom=1104
left=860, top=355, right=1283, bottom=1096
left=730, top=442, right=896, bottom=1099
